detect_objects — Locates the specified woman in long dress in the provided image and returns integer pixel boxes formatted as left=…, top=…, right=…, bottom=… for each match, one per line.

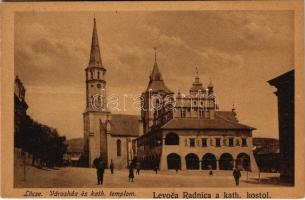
left=128, top=165, right=134, bottom=182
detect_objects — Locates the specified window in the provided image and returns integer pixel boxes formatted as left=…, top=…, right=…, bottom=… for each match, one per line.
left=97, top=71, right=100, bottom=79
left=181, top=109, right=186, bottom=118
left=202, top=138, right=207, bottom=147
left=242, top=138, right=247, bottom=147
left=91, top=71, right=93, bottom=79
left=236, top=139, right=240, bottom=146
left=97, top=84, right=101, bottom=89
left=117, top=139, right=121, bottom=156
left=165, top=132, right=179, bottom=145
left=189, top=138, right=195, bottom=147
left=199, top=110, right=204, bottom=118
left=215, top=138, right=221, bottom=147
left=229, top=138, right=234, bottom=147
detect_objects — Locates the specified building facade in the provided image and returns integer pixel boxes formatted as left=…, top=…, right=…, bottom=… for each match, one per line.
left=83, top=18, right=142, bottom=169
left=268, top=70, right=294, bottom=185
left=137, top=59, right=259, bottom=171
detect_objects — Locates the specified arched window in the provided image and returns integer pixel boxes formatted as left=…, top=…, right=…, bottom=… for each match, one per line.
left=165, top=132, right=179, bottom=145
left=117, top=139, right=121, bottom=157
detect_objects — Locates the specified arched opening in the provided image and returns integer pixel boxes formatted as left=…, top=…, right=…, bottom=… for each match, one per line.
left=201, top=153, right=217, bottom=170
left=219, top=153, right=234, bottom=170
left=236, top=153, right=250, bottom=171
left=165, top=132, right=179, bottom=145
left=167, top=153, right=181, bottom=170
left=116, top=139, right=121, bottom=157
left=185, top=153, right=200, bottom=170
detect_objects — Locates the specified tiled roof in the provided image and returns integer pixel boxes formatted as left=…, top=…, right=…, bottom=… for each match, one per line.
left=146, top=80, right=173, bottom=93
left=215, top=111, right=238, bottom=122
left=109, top=114, right=140, bottom=137
left=161, top=111, right=255, bottom=130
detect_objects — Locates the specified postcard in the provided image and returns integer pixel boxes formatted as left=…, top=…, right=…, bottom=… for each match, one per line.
left=1, top=1, right=304, bottom=198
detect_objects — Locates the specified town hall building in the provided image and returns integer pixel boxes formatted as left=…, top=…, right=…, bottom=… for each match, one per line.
left=136, top=54, right=259, bottom=172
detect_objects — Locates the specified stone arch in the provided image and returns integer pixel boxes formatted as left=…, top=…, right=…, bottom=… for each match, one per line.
left=236, top=153, right=250, bottom=171
left=219, top=153, right=234, bottom=170
left=185, top=153, right=200, bottom=170
left=165, top=132, right=179, bottom=145
left=202, top=153, right=217, bottom=170
left=167, top=153, right=181, bottom=170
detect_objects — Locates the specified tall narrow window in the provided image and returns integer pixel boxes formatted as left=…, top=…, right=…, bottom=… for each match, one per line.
left=242, top=138, right=247, bottom=147
left=189, top=138, right=195, bottom=147
left=229, top=138, right=234, bottom=147
left=215, top=138, right=221, bottom=147
left=181, top=109, right=186, bottom=118
left=97, top=71, right=100, bottom=79
left=117, top=139, right=121, bottom=156
left=91, top=71, right=93, bottom=79
left=202, top=138, right=207, bottom=147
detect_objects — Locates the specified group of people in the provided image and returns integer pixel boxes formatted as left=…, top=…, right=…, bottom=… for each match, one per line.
left=93, top=156, right=142, bottom=185
left=93, top=156, right=242, bottom=186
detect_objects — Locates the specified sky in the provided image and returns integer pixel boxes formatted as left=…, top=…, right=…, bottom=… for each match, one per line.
left=15, top=11, right=294, bottom=139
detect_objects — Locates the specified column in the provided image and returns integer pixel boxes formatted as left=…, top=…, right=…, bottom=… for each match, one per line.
left=216, top=160, right=219, bottom=170
left=181, top=156, right=186, bottom=170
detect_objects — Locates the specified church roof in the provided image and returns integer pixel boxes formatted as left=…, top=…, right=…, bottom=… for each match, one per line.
left=109, top=114, right=140, bottom=137
left=161, top=111, right=255, bottom=130
left=145, top=50, right=173, bottom=93
left=88, top=17, right=104, bottom=69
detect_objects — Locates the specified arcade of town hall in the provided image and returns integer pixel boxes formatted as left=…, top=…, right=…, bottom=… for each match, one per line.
left=83, top=18, right=259, bottom=172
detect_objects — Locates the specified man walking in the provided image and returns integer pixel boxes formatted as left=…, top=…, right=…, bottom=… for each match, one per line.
left=233, top=168, right=241, bottom=186
left=93, top=156, right=105, bottom=185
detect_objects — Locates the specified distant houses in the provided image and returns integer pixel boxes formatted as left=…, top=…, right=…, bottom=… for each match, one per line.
left=63, top=138, right=83, bottom=167
left=253, top=137, right=280, bottom=173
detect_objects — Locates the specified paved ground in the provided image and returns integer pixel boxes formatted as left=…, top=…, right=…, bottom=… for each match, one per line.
left=14, top=164, right=289, bottom=188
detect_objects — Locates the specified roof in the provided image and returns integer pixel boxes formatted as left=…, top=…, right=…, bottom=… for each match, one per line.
left=268, top=69, right=294, bottom=87
left=87, top=18, right=104, bottom=69
left=161, top=111, right=255, bottom=130
left=145, top=59, right=173, bottom=93
left=146, top=80, right=173, bottom=93
left=109, top=114, right=140, bottom=137
left=66, top=138, right=83, bottom=153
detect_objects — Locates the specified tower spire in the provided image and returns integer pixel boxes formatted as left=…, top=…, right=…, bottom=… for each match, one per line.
left=154, top=47, right=157, bottom=63
left=150, top=47, right=162, bottom=81
left=88, top=17, right=103, bottom=68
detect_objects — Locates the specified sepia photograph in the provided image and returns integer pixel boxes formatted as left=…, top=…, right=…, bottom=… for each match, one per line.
left=1, top=1, right=304, bottom=198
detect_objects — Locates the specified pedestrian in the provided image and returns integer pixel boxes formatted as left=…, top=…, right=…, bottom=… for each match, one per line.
left=233, top=168, right=241, bottom=186
left=136, top=161, right=141, bottom=175
left=93, top=156, right=105, bottom=185
left=154, top=164, right=158, bottom=174
left=128, top=165, right=134, bottom=182
left=209, top=165, right=213, bottom=176
left=110, top=160, right=114, bottom=174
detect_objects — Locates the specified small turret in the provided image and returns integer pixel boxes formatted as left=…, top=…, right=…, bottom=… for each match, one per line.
left=208, top=80, right=214, bottom=94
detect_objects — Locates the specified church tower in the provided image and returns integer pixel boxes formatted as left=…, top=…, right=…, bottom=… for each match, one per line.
left=83, top=18, right=110, bottom=167
left=141, top=49, right=173, bottom=133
